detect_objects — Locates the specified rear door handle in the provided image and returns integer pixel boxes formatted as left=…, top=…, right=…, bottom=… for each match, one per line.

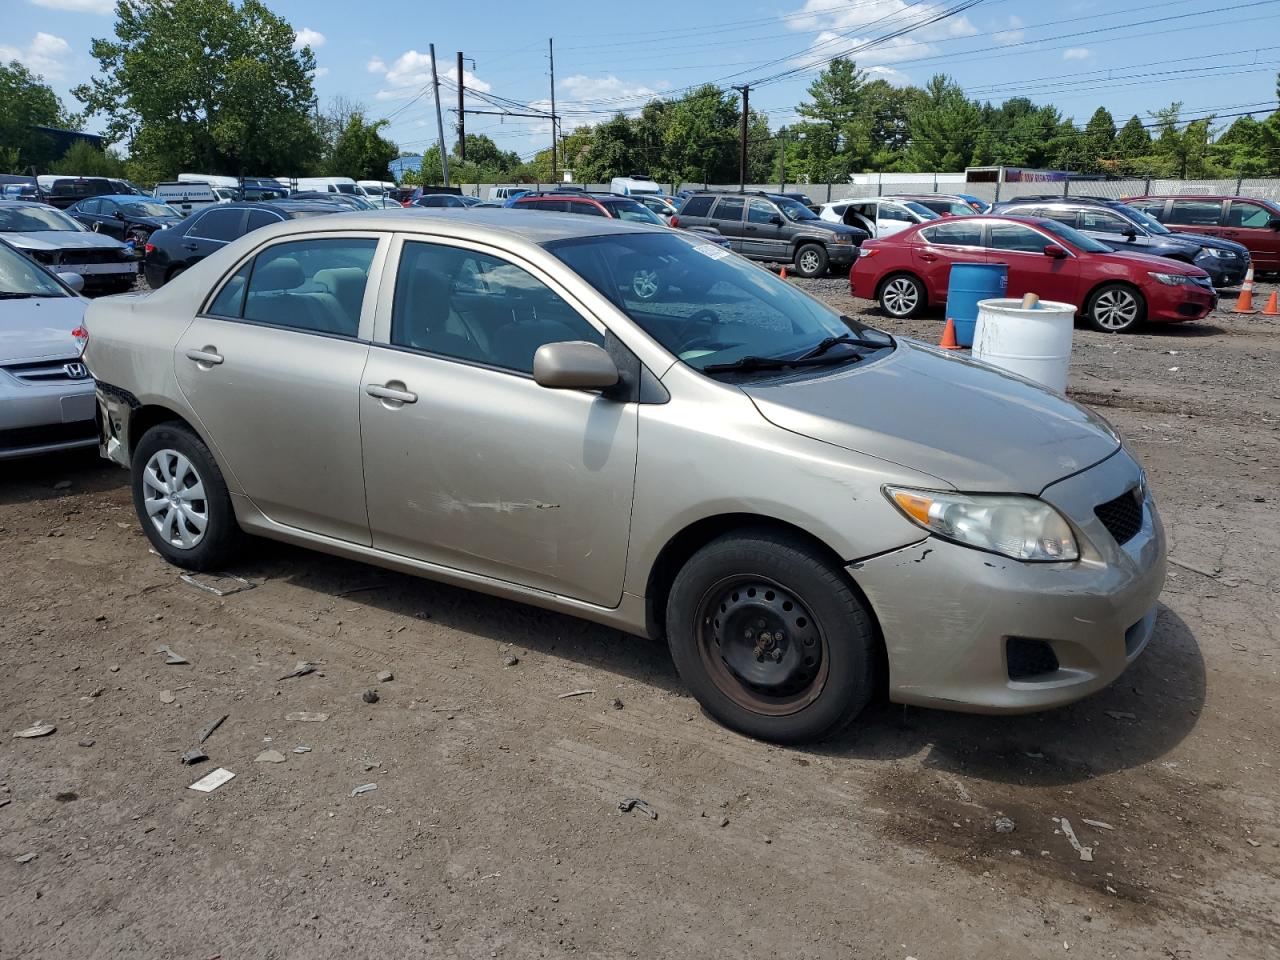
left=185, top=348, right=223, bottom=365
left=366, top=383, right=418, bottom=404
left=745, top=225, right=757, bottom=232
left=183, top=242, right=199, bottom=251
left=919, top=252, right=938, bottom=262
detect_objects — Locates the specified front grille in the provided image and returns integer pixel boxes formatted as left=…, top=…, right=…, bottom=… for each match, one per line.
left=1177, top=302, right=1209, bottom=317
left=1007, top=638, right=1060, bottom=680
left=62, top=248, right=128, bottom=265
left=0, top=420, right=97, bottom=451
left=2, top=357, right=89, bottom=385
left=1095, top=488, right=1144, bottom=545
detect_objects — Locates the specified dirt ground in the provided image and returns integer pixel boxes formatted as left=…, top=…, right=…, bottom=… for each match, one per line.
left=2, top=275, right=1278, bottom=960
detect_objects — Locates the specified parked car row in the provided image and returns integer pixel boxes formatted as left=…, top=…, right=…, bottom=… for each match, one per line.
left=0, top=201, right=139, bottom=295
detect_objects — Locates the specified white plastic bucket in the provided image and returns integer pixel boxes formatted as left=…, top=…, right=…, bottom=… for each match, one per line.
left=972, top=298, right=1075, bottom=393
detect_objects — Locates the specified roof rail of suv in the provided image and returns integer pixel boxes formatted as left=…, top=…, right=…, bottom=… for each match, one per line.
left=1004, top=194, right=1117, bottom=205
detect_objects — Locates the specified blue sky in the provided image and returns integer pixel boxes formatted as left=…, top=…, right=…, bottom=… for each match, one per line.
left=6, top=0, right=1280, bottom=163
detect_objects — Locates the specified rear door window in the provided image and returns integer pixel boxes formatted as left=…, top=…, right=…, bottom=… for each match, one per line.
left=241, top=238, right=377, bottom=337
left=189, top=208, right=247, bottom=242
left=987, top=223, right=1049, bottom=253
left=1079, top=208, right=1131, bottom=232
left=919, top=222, right=983, bottom=246
left=1166, top=199, right=1223, bottom=226
left=246, top=209, right=284, bottom=231
left=1033, top=207, right=1078, bottom=227
left=712, top=197, right=745, bottom=222
left=679, top=196, right=713, bottom=218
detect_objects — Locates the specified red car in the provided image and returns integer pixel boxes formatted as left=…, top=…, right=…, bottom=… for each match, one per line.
left=849, top=215, right=1217, bottom=333
left=1124, top=195, right=1280, bottom=273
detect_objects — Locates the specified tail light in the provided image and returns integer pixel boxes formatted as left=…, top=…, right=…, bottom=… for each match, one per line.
left=670, top=215, right=680, bottom=228
left=144, top=242, right=155, bottom=254
left=71, top=325, right=88, bottom=355
left=857, top=246, right=879, bottom=258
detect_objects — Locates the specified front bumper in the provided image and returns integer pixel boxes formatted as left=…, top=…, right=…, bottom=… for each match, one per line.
left=0, top=378, right=98, bottom=460
left=826, top=244, right=859, bottom=266
left=1195, top=255, right=1248, bottom=288
left=849, top=449, right=1166, bottom=713
left=1147, top=281, right=1216, bottom=322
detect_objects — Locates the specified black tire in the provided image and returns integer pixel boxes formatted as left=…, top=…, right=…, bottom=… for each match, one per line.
left=665, top=529, right=878, bottom=743
left=165, top=266, right=186, bottom=285
left=1085, top=282, right=1146, bottom=333
left=877, top=272, right=926, bottom=319
left=131, top=421, right=242, bottom=570
left=793, top=242, right=828, bottom=278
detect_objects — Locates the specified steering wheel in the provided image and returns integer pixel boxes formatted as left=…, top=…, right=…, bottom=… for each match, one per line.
left=676, top=308, right=728, bottom=353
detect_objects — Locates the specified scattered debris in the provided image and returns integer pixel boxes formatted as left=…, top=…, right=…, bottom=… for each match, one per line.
left=54, top=791, right=77, bottom=803
left=255, top=749, right=287, bottom=764
left=180, top=572, right=256, bottom=596
left=292, top=746, right=312, bottom=754
left=350, top=783, right=377, bottom=798
left=1082, top=819, right=1115, bottom=831
left=159, top=690, right=176, bottom=704
left=277, top=661, right=316, bottom=681
left=188, top=768, right=235, bottom=793
left=286, top=712, right=328, bottom=722
left=1105, top=711, right=1137, bottom=721
left=558, top=689, right=595, bottom=699
left=335, top=583, right=385, bottom=597
left=361, top=689, right=379, bottom=704
left=503, top=655, right=519, bottom=667
left=155, top=645, right=189, bottom=665
left=109, top=665, right=119, bottom=673
left=180, top=748, right=208, bottom=766
left=994, top=816, right=1016, bottom=834
left=198, top=714, right=229, bottom=743
left=611, top=697, right=624, bottom=710
left=53, top=480, right=72, bottom=491
left=0, top=798, right=9, bottom=809
left=617, top=797, right=658, bottom=820
left=1246, top=839, right=1262, bottom=848
left=88, top=686, right=105, bottom=698
left=719, top=816, right=730, bottom=828
left=376, top=670, right=394, bottom=683
left=78, top=739, right=95, bottom=748
left=1058, top=818, right=1094, bottom=862
left=15, top=852, right=38, bottom=864
left=1167, top=557, right=1241, bottom=588
left=13, top=721, right=55, bottom=739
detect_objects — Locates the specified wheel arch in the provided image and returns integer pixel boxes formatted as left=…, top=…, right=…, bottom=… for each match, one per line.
left=128, top=404, right=203, bottom=460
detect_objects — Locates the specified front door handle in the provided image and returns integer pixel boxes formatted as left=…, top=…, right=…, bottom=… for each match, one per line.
left=366, top=383, right=418, bottom=404
left=185, top=347, right=223, bottom=366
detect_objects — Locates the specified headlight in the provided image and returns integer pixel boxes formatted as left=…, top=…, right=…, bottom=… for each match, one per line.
left=1200, top=248, right=1234, bottom=259
left=885, top=486, right=1079, bottom=562
left=1148, top=272, right=1192, bottom=285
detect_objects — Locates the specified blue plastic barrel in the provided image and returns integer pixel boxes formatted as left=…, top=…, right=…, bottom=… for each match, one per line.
left=946, top=263, right=1008, bottom=347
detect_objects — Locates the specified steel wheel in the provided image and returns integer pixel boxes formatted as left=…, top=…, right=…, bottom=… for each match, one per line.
left=141, top=448, right=208, bottom=549
left=631, top=268, right=661, bottom=300
left=695, top=576, right=830, bottom=717
left=798, top=249, right=821, bottom=275
left=1089, top=286, right=1142, bottom=331
left=881, top=276, right=921, bottom=317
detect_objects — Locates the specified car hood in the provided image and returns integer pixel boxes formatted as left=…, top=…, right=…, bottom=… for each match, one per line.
left=0, top=296, right=87, bottom=363
left=741, top=338, right=1120, bottom=493
left=804, top=220, right=867, bottom=240
left=3, top=231, right=127, bottom=251
left=1168, top=230, right=1250, bottom=256
left=1097, top=247, right=1210, bottom=276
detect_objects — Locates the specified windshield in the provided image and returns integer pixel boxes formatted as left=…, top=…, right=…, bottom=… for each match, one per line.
left=547, top=232, right=884, bottom=373
left=901, top=200, right=941, bottom=220
left=123, top=201, right=180, bottom=218
left=0, top=242, right=68, bottom=297
left=775, top=197, right=818, bottom=221
left=1120, top=204, right=1171, bottom=235
left=1038, top=218, right=1113, bottom=253
left=335, top=183, right=357, bottom=194
left=347, top=195, right=378, bottom=210
left=0, top=206, right=85, bottom=233
left=604, top=200, right=665, bottom=225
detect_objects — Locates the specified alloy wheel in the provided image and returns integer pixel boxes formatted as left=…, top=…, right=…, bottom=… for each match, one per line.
left=882, top=277, right=919, bottom=316
left=695, top=577, right=829, bottom=716
left=798, top=250, right=821, bottom=275
left=631, top=268, right=660, bottom=300
left=1092, top=288, right=1140, bottom=330
left=141, top=449, right=209, bottom=549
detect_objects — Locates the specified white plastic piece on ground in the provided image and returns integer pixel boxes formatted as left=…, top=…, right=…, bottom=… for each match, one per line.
left=189, top=768, right=235, bottom=792
left=972, top=297, right=1075, bottom=393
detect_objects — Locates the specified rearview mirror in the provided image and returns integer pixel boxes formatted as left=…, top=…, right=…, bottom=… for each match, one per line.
left=1043, top=244, right=1068, bottom=259
left=57, top=271, right=85, bottom=292
left=533, top=340, right=619, bottom=391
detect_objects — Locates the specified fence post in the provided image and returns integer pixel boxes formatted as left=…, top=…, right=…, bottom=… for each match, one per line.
left=1144, top=176, right=1151, bottom=195
left=1236, top=175, right=1243, bottom=194
left=877, top=172, right=883, bottom=197
left=932, top=173, right=937, bottom=192
left=1063, top=179, right=1070, bottom=198
left=826, top=181, right=832, bottom=202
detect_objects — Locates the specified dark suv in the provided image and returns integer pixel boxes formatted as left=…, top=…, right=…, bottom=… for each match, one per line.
left=991, top=195, right=1250, bottom=287
left=673, top=191, right=868, bottom=277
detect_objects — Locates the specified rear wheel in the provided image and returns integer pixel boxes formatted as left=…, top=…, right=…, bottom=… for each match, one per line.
left=793, top=243, right=828, bottom=278
left=878, top=273, right=926, bottom=319
left=1086, top=283, right=1145, bottom=333
left=666, top=530, right=878, bottom=743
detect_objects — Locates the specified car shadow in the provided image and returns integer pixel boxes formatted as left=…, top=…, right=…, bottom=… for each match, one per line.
left=812, top=602, right=1204, bottom=787
left=0, top=448, right=124, bottom=506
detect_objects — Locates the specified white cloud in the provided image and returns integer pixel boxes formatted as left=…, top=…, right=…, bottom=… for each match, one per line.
left=784, top=0, right=977, bottom=74
left=560, top=74, right=658, bottom=103
left=994, top=14, right=1025, bottom=45
left=0, top=32, right=73, bottom=81
left=293, top=28, right=326, bottom=51
left=865, top=65, right=910, bottom=86
left=368, top=49, right=490, bottom=101
left=1062, top=47, right=1091, bottom=60
left=27, top=0, right=112, bottom=12
left=314, top=66, right=330, bottom=78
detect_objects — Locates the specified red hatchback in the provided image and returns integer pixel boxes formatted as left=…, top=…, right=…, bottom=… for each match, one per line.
left=850, top=215, right=1217, bottom=333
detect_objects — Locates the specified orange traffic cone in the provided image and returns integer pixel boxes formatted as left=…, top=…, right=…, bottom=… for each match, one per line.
left=1232, top=266, right=1258, bottom=314
left=780, top=266, right=788, bottom=280
left=1263, top=291, right=1279, bottom=316
left=939, top=317, right=963, bottom=350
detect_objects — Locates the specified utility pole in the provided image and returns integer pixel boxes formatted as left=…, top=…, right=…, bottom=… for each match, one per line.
left=429, top=42, right=450, bottom=186
left=457, top=51, right=465, bottom=164
left=733, top=84, right=749, bottom=193
left=549, top=38, right=558, bottom=182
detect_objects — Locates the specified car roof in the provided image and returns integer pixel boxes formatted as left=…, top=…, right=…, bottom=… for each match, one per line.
left=81, top=194, right=165, bottom=203
left=254, top=207, right=669, bottom=243
left=1126, top=194, right=1263, bottom=202
left=4, top=200, right=75, bottom=211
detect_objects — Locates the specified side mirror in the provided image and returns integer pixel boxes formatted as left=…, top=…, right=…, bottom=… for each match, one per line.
left=533, top=340, right=619, bottom=391
left=1269, top=216, right=1280, bottom=230
left=1043, top=244, right=1068, bottom=259
left=57, top=271, right=85, bottom=293
left=769, top=215, right=784, bottom=226
left=114, top=211, right=126, bottom=220
left=1121, top=226, right=1137, bottom=239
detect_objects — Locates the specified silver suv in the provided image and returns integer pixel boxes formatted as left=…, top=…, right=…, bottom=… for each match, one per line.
left=86, top=210, right=1166, bottom=743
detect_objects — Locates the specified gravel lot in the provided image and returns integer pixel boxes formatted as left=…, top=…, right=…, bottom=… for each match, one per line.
left=2, top=275, right=1278, bottom=959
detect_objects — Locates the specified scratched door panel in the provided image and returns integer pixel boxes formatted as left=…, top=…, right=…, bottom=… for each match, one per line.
left=359, top=345, right=639, bottom=607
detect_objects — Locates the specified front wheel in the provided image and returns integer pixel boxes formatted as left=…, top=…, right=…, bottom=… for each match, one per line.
left=793, top=243, right=828, bottom=278
left=132, top=422, right=243, bottom=570
left=1086, top=283, right=1145, bottom=333
left=666, top=530, right=878, bottom=743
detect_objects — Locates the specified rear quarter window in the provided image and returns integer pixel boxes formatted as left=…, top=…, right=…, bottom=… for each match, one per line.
left=919, top=222, right=983, bottom=246
left=679, top=196, right=714, bottom=218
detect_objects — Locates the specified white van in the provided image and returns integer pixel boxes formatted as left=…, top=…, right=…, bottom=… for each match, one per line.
left=291, top=176, right=360, bottom=196
left=357, top=180, right=396, bottom=197
left=153, top=181, right=235, bottom=216
left=487, top=185, right=531, bottom=202
left=610, top=174, right=663, bottom=197
left=817, top=197, right=939, bottom=237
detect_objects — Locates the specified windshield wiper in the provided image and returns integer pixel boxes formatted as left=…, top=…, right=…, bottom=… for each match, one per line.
left=0, top=292, right=43, bottom=299
left=703, top=352, right=863, bottom=374
left=798, top=332, right=892, bottom=360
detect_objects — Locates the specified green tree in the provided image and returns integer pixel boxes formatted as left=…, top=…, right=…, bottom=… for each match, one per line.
left=50, top=139, right=127, bottom=177
left=0, top=61, right=71, bottom=171
left=1214, top=115, right=1272, bottom=176
left=904, top=74, right=981, bottom=171
left=1112, top=114, right=1153, bottom=174
left=326, top=114, right=398, bottom=180
left=76, top=0, right=322, bottom=177
left=662, top=85, right=742, bottom=183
